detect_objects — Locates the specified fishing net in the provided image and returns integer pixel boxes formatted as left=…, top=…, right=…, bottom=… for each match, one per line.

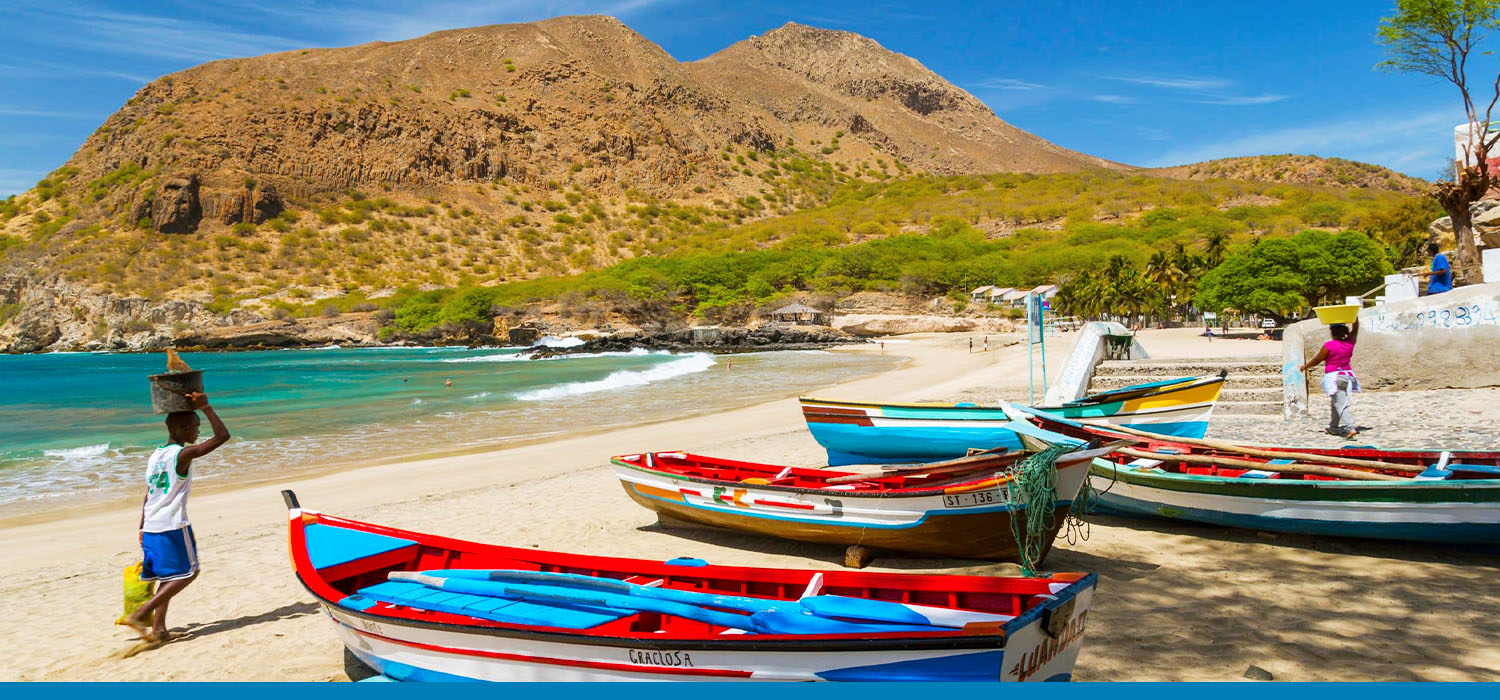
left=1003, top=443, right=1072, bottom=576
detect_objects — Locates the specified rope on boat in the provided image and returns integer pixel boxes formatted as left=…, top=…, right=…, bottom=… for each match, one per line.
left=1062, top=468, right=1102, bottom=547
left=1003, top=443, right=1071, bottom=577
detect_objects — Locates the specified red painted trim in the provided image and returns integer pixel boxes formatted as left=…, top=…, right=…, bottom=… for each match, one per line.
left=802, top=414, right=876, bottom=426
left=752, top=499, right=817, bottom=510
left=800, top=406, right=870, bottom=417
left=347, top=623, right=755, bottom=678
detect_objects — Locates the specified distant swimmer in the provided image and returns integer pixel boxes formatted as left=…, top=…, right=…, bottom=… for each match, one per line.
left=444, top=379, right=453, bottom=387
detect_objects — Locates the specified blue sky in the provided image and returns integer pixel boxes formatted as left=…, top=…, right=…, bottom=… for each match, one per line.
left=0, top=0, right=1474, bottom=196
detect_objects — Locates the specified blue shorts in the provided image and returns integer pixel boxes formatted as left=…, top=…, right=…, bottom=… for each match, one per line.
left=141, top=526, right=198, bottom=581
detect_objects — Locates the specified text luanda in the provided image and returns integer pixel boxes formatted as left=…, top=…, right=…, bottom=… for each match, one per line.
left=1006, top=610, right=1088, bottom=681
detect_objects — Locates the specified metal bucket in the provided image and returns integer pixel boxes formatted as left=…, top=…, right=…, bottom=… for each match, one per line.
left=148, top=370, right=203, bottom=414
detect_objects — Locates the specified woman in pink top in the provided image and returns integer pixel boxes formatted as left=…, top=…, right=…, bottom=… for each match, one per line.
left=1299, top=319, right=1360, bottom=438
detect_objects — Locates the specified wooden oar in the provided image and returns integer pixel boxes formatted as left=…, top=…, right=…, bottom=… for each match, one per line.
left=824, top=448, right=1023, bottom=485
left=1112, top=447, right=1407, bottom=482
left=1076, top=419, right=1427, bottom=475
left=825, top=439, right=1137, bottom=486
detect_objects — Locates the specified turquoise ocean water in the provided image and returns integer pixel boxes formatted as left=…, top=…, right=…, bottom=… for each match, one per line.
left=0, top=342, right=897, bottom=514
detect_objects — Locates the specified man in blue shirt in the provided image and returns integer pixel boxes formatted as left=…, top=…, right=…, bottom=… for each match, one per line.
left=1419, top=242, right=1453, bottom=295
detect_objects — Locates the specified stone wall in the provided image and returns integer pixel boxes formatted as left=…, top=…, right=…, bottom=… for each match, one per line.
left=1283, top=282, right=1500, bottom=413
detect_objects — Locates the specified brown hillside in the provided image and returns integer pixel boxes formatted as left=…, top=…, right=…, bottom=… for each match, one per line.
left=7, top=16, right=1107, bottom=239
left=0, top=14, right=1128, bottom=315
left=690, top=23, right=1120, bottom=174
left=1152, top=155, right=1430, bottom=195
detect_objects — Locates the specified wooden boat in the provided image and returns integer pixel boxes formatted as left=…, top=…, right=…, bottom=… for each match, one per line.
left=613, top=427, right=1125, bottom=562
left=1009, top=408, right=1500, bottom=543
left=283, top=491, right=1097, bottom=682
left=800, top=373, right=1224, bottom=465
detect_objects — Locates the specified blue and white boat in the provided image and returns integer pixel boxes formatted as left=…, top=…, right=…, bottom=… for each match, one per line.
left=799, top=374, right=1225, bottom=465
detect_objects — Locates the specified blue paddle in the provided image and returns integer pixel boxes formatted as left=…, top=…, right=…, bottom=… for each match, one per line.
left=419, top=568, right=1011, bottom=629
left=389, top=572, right=943, bottom=635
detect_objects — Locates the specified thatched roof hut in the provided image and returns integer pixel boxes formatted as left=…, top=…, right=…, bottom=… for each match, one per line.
left=770, top=302, right=828, bottom=325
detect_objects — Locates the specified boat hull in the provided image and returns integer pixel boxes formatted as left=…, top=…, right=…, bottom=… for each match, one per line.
left=1088, top=465, right=1500, bottom=543
left=326, top=601, right=1088, bottom=681
left=801, top=378, right=1222, bottom=465
left=616, top=458, right=1093, bottom=561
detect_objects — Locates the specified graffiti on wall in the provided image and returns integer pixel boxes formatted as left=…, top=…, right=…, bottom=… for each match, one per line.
left=1365, top=297, right=1500, bottom=334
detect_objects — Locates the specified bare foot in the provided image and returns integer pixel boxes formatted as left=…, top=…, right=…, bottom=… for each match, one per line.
left=149, top=629, right=175, bottom=643
left=117, top=614, right=153, bottom=641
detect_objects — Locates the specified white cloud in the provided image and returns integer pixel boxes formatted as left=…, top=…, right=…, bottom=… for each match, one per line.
left=0, top=106, right=93, bottom=118
left=1192, top=93, right=1289, bottom=106
left=1137, top=127, right=1171, bottom=141
left=0, top=168, right=45, bottom=197
left=1144, top=110, right=1460, bottom=171
left=1103, top=75, right=1231, bottom=91
left=0, top=60, right=153, bottom=84
left=1090, top=94, right=1138, bottom=104
left=972, top=77, right=1047, bottom=91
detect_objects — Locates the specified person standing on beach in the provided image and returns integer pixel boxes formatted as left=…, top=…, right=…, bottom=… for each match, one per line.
left=1416, top=242, right=1453, bottom=295
left=121, top=391, right=230, bottom=643
left=1299, top=320, right=1360, bottom=439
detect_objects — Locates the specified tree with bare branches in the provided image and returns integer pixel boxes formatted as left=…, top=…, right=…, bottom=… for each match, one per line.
left=1378, top=0, right=1500, bottom=284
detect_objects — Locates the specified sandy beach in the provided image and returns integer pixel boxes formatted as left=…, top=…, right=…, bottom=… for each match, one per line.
left=4, top=330, right=1497, bottom=682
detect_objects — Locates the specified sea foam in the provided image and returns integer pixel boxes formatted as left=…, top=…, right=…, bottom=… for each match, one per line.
left=514, top=353, right=716, bottom=401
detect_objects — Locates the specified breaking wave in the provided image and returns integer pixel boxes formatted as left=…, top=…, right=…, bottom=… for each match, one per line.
left=514, top=353, right=716, bottom=401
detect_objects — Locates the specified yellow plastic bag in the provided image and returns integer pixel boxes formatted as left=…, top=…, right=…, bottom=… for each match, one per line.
left=116, top=561, right=155, bottom=626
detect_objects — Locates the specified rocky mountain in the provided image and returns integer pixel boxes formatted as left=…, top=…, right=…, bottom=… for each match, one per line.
left=1152, top=155, right=1430, bottom=195
left=0, top=16, right=1132, bottom=351
left=688, top=23, right=1117, bottom=174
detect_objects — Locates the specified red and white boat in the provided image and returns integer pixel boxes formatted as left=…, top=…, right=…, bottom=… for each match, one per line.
left=284, top=491, right=1097, bottom=682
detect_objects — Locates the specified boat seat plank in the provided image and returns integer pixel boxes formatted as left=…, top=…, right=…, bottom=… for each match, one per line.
left=357, top=581, right=632, bottom=629
left=305, top=523, right=418, bottom=570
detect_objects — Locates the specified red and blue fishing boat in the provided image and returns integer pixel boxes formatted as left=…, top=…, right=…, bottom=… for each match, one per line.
left=284, top=491, right=1097, bottom=682
left=799, top=374, right=1224, bottom=465
left=612, top=427, right=1127, bottom=562
left=1008, top=408, right=1500, bottom=543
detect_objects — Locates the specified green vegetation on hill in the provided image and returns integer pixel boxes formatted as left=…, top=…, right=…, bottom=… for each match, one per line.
left=360, top=171, right=1436, bottom=334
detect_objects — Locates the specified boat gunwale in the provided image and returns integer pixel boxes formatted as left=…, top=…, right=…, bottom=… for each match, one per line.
left=799, top=375, right=1226, bottom=414
left=609, top=453, right=1100, bottom=498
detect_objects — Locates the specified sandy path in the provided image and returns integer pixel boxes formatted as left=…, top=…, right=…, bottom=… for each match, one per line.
left=4, top=330, right=1496, bottom=681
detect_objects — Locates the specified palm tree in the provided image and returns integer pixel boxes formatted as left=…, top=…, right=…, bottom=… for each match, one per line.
left=1204, top=231, right=1229, bottom=268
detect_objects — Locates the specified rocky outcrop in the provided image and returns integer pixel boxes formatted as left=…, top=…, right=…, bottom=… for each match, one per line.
left=0, top=273, right=263, bottom=352
left=532, top=324, right=863, bottom=356
left=1429, top=198, right=1500, bottom=249
left=151, top=175, right=202, bottom=233
left=833, top=314, right=1020, bottom=336
left=203, top=183, right=284, bottom=225
left=173, top=312, right=382, bottom=350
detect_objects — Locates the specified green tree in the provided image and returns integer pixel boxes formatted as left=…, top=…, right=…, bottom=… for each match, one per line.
left=1378, top=0, right=1500, bottom=281
left=1194, top=230, right=1392, bottom=321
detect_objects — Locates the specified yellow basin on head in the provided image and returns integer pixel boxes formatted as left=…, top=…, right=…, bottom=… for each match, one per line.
left=1312, top=304, right=1360, bottom=325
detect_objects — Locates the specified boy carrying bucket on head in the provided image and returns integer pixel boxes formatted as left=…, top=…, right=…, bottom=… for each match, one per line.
left=119, top=391, right=230, bottom=643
